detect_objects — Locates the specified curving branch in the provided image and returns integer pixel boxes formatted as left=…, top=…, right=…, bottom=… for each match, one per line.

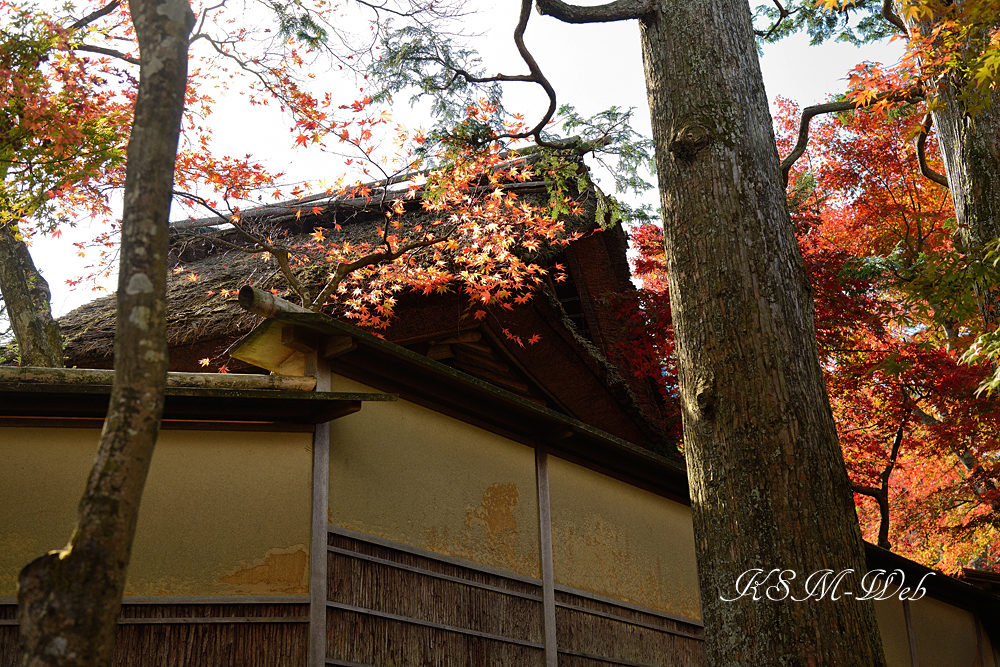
left=420, top=0, right=565, bottom=148
left=915, top=113, right=950, bottom=187
left=534, top=0, right=654, bottom=23
left=172, top=190, right=314, bottom=305
left=70, top=43, right=140, bottom=64
left=780, top=89, right=923, bottom=185
left=882, top=0, right=908, bottom=35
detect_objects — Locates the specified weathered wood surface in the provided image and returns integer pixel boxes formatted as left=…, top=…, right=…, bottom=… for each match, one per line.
left=0, top=602, right=307, bottom=667
left=327, top=531, right=545, bottom=665
left=554, top=590, right=703, bottom=667
left=0, top=366, right=317, bottom=391
left=325, top=531, right=706, bottom=667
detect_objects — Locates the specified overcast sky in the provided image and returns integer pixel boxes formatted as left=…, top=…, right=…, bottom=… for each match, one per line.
left=29, top=3, right=905, bottom=317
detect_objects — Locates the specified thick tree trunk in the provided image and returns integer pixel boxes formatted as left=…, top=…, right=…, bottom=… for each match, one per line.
left=0, top=221, right=63, bottom=367
left=16, top=0, right=194, bottom=664
left=638, top=0, right=887, bottom=663
left=900, top=2, right=1000, bottom=330
left=933, top=85, right=1000, bottom=329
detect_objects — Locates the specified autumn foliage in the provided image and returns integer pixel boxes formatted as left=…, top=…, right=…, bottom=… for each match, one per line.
left=0, top=2, right=131, bottom=231
left=775, top=98, right=1000, bottom=573
left=620, top=96, right=1000, bottom=573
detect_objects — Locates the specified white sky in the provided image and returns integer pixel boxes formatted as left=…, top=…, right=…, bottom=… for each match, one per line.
left=27, top=2, right=905, bottom=318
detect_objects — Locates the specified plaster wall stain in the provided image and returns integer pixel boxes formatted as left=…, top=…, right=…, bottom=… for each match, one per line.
left=465, top=482, right=519, bottom=534
left=418, top=482, right=540, bottom=578
left=218, top=545, right=308, bottom=594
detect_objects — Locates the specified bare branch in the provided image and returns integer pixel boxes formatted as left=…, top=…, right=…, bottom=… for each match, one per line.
left=355, top=0, right=426, bottom=18
left=271, top=248, right=313, bottom=306
left=881, top=415, right=907, bottom=487
left=780, top=89, right=923, bottom=185
left=408, top=0, right=585, bottom=149
left=68, top=0, right=121, bottom=30
left=916, top=113, right=950, bottom=187
left=172, top=190, right=313, bottom=304
left=882, top=0, right=908, bottom=34
left=849, top=412, right=908, bottom=550
left=754, top=0, right=794, bottom=40
left=850, top=482, right=883, bottom=499
left=71, top=44, right=140, bottom=65
left=535, top=0, right=653, bottom=23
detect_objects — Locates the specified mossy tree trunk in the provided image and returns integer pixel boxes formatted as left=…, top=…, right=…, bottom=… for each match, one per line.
left=901, top=2, right=1000, bottom=331
left=16, top=0, right=194, bottom=664
left=537, top=0, right=887, bottom=662
left=933, top=85, right=1000, bottom=329
left=0, top=216, right=63, bottom=367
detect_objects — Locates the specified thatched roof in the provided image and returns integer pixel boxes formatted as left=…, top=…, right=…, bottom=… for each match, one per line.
left=8, top=154, right=678, bottom=454
left=59, top=152, right=600, bottom=366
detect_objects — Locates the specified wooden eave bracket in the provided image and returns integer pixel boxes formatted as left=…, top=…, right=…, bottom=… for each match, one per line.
left=230, top=319, right=357, bottom=374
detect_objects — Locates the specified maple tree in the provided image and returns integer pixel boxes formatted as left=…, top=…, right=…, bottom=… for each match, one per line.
left=6, top=0, right=587, bottom=663
left=623, top=97, right=1000, bottom=574
left=0, top=2, right=131, bottom=366
left=174, top=101, right=588, bottom=348
left=775, top=98, right=1000, bottom=574
left=756, top=0, right=1000, bottom=378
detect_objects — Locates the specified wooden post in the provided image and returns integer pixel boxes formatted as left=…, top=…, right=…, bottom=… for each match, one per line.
left=902, top=599, right=920, bottom=667
left=307, top=351, right=331, bottom=667
left=535, top=445, right=558, bottom=666
left=975, top=616, right=988, bottom=667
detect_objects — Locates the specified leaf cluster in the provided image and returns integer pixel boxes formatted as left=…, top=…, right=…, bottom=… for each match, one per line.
left=753, top=0, right=895, bottom=47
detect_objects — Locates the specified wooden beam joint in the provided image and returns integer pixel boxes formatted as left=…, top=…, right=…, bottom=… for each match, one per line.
left=322, top=335, right=357, bottom=359
left=282, top=325, right=320, bottom=354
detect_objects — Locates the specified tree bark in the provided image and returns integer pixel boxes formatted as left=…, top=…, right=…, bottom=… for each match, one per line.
left=637, top=0, right=887, bottom=663
left=0, top=221, right=63, bottom=367
left=16, top=0, right=194, bottom=664
left=932, top=84, right=1000, bottom=329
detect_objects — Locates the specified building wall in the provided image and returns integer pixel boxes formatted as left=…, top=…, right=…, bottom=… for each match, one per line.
left=547, top=455, right=701, bottom=622
left=326, top=373, right=704, bottom=623
left=872, top=598, right=910, bottom=667
left=327, top=374, right=542, bottom=580
left=0, top=427, right=311, bottom=597
left=910, top=596, right=982, bottom=667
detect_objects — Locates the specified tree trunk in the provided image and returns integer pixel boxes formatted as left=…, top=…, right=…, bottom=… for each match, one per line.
left=933, top=85, right=1000, bottom=329
left=0, top=220, right=63, bottom=367
left=16, top=0, right=194, bottom=664
left=638, top=0, right=887, bottom=663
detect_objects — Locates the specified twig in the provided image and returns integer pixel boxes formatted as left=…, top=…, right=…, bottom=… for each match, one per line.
left=754, top=0, right=795, bottom=40
left=310, top=226, right=456, bottom=309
